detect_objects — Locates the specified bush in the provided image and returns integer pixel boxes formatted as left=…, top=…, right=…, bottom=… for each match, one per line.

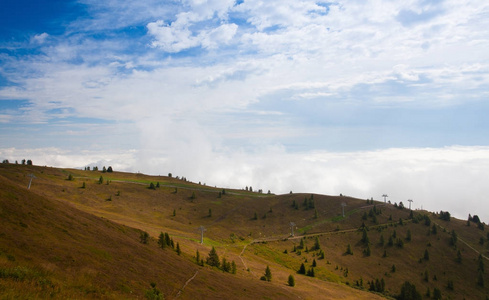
left=145, top=283, right=163, bottom=300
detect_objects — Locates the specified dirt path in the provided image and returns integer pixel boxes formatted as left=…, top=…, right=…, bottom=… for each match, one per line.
left=175, top=270, right=199, bottom=298
left=238, top=242, right=256, bottom=277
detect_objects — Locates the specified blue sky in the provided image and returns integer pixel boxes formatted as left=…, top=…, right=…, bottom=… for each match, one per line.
left=1, top=0, right=489, bottom=222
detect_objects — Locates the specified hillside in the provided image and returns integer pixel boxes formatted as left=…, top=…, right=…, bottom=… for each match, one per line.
left=0, top=163, right=488, bottom=299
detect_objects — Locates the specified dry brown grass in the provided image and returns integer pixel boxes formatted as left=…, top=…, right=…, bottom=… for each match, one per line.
left=1, top=163, right=488, bottom=299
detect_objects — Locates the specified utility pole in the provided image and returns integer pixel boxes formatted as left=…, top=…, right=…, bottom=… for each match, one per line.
left=382, top=194, right=388, bottom=203
left=289, top=222, right=296, bottom=237
left=408, top=199, right=413, bottom=210
left=27, top=174, right=36, bottom=189
left=198, top=226, right=206, bottom=244
left=341, top=202, right=346, bottom=217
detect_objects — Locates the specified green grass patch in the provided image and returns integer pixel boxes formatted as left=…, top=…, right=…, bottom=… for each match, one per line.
left=87, top=246, right=112, bottom=261
left=0, top=265, right=45, bottom=281
left=251, top=244, right=295, bottom=269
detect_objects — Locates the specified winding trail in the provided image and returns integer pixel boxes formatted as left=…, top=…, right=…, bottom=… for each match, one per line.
left=175, top=270, right=199, bottom=298
left=238, top=242, right=255, bottom=277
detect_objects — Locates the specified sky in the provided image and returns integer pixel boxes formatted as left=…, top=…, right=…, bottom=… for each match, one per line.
left=1, top=0, right=489, bottom=222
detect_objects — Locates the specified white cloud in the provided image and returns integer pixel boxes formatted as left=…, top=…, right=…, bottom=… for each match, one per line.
left=147, top=19, right=200, bottom=52
left=31, top=33, right=49, bottom=44
left=200, top=23, right=238, bottom=49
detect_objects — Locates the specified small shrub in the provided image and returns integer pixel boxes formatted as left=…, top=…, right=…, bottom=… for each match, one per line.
left=145, top=282, right=163, bottom=300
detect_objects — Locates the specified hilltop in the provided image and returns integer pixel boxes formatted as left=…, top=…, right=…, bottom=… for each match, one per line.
left=0, top=163, right=488, bottom=299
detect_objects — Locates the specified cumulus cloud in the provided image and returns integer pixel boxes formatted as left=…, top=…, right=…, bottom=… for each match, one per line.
left=147, top=20, right=237, bottom=52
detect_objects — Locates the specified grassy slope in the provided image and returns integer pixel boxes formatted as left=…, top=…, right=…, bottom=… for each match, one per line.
left=1, top=164, right=488, bottom=299
left=0, top=165, right=297, bottom=299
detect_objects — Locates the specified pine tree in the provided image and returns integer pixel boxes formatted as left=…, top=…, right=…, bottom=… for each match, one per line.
left=312, top=259, right=317, bottom=267
left=478, top=254, right=485, bottom=273
left=221, top=257, right=229, bottom=272
left=196, top=249, right=200, bottom=263
left=314, top=236, right=321, bottom=250
left=431, top=224, right=437, bottom=234
left=346, top=244, right=353, bottom=255
left=456, top=249, right=462, bottom=263
left=432, top=288, right=442, bottom=300
left=449, top=230, right=457, bottom=246
left=477, top=270, right=484, bottom=287
left=264, top=265, right=272, bottom=281
left=176, top=242, right=181, bottom=255
left=396, top=238, right=404, bottom=248
left=164, top=233, right=171, bottom=246
left=364, top=245, right=371, bottom=256
left=206, top=247, right=220, bottom=268
left=406, top=229, right=411, bottom=241
left=288, top=274, right=295, bottom=287
left=361, top=228, right=369, bottom=244
left=398, top=281, right=422, bottom=300
left=231, top=261, right=237, bottom=274
left=298, top=263, right=306, bottom=274
left=140, top=231, right=149, bottom=244
left=423, top=249, right=429, bottom=261
left=447, top=279, right=454, bottom=291
left=158, top=232, right=166, bottom=248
